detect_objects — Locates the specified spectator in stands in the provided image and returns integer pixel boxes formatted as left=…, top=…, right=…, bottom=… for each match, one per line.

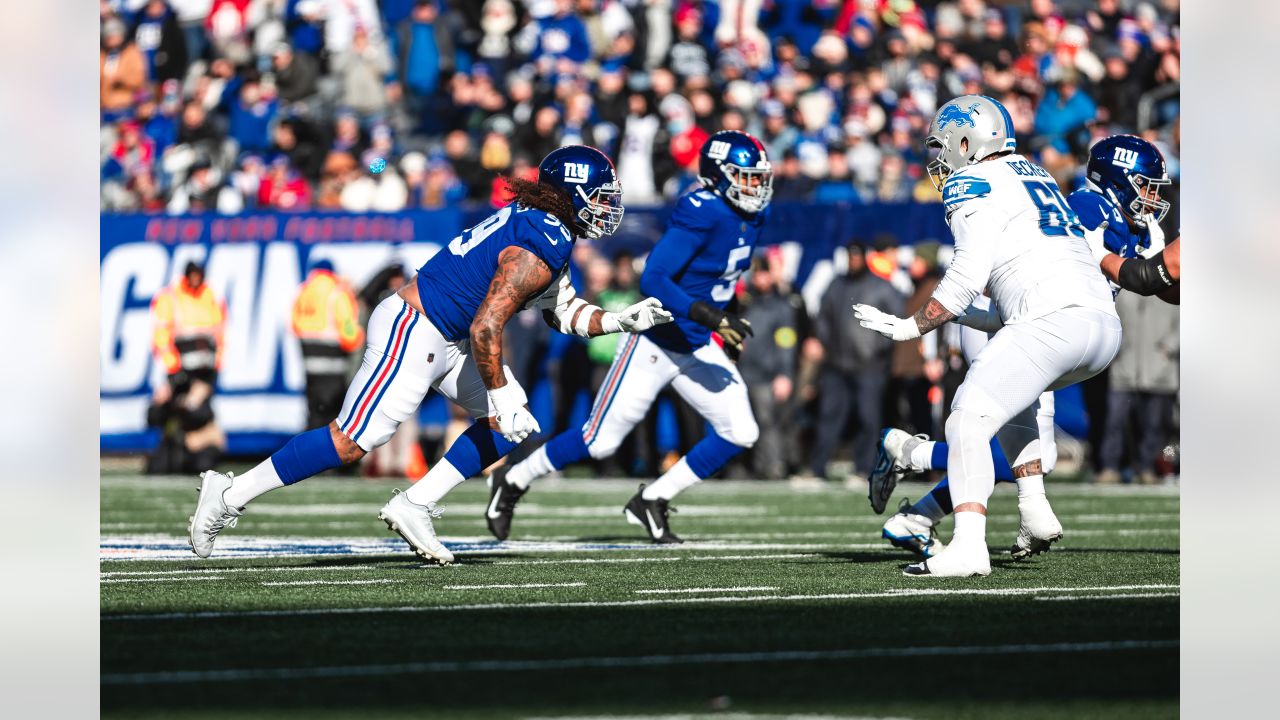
left=334, top=27, right=394, bottom=124
left=273, top=42, right=320, bottom=109
left=739, top=256, right=801, bottom=480
left=1097, top=293, right=1179, bottom=485
left=133, top=1, right=189, bottom=83
left=531, top=0, right=592, bottom=76
left=258, top=155, right=313, bottom=211
left=809, top=241, right=903, bottom=481
left=101, top=17, right=147, bottom=120
left=228, top=74, right=279, bottom=155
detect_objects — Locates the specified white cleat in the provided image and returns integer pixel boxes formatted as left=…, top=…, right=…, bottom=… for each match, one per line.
left=1011, top=494, right=1064, bottom=560
left=188, top=470, right=242, bottom=559
left=868, top=429, right=929, bottom=514
left=881, top=500, right=944, bottom=558
left=378, top=490, right=455, bottom=565
left=903, top=535, right=991, bottom=577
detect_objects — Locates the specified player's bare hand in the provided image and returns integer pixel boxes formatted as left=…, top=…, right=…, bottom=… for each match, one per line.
left=852, top=303, right=920, bottom=342
left=606, top=297, right=674, bottom=333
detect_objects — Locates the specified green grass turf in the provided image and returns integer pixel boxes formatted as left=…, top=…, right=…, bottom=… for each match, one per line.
left=100, top=474, right=1179, bottom=719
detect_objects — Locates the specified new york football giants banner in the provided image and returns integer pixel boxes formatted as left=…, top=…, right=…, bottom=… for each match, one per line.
left=100, top=203, right=953, bottom=454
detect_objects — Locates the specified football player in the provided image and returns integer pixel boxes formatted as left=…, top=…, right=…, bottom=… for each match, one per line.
left=187, top=145, right=674, bottom=563
left=870, top=135, right=1174, bottom=561
left=853, top=95, right=1122, bottom=577
left=483, top=130, right=771, bottom=544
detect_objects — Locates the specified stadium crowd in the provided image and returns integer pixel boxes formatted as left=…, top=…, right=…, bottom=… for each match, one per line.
left=110, top=0, right=1180, bottom=483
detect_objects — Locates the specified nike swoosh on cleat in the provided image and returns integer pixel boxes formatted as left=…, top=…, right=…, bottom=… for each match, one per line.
left=486, top=490, right=503, bottom=520
left=645, top=509, right=664, bottom=538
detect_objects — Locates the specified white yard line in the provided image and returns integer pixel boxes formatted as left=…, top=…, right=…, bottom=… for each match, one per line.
left=100, top=576, right=227, bottom=584
left=261, top=579, right=404, bottom=587
left=1035, top=592, right=1179, bottom=601
left=99, top=638, right=1178, bottom=685
left=634, top=587, right=779, bottom=595
left=102, top=584, right=1178, bottom=622
left=443, top=582, right=587, bottom=590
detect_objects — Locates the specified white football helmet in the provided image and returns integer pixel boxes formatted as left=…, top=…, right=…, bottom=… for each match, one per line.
left=925, top=95, right=1018, bottom=190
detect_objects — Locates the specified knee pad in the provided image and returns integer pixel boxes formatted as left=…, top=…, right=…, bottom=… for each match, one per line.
left=585, top=432, right=622, bottom=460
left=944, top=408, right=1004, bottom=507
left=725, top=418, right=759, bottom=449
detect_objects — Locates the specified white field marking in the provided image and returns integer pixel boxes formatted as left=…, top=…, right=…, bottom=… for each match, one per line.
left=102, top=584, right=1177, bottom=622
left=1035, top=592, right=1179, bottom=602
left=99, top=553, right=824, bottom=578
left=1066, top=513, right=1179, bottom=522
left=99, top=638, right=1178, bottom=685
left=242, top=503, right=769, bottom=518
left=522, top=715, right=906, bottom=720
left=260, top=579, right=404, bottom=587
left=634, top=587, right=779, bottom=595
left=443, top=582, right=587, bottom=590
left=100, top=576, right=226, bottom=584
left=99, top=535, right=858, bottom=561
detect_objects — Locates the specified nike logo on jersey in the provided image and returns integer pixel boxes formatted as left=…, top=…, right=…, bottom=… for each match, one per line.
left=542, top=231, right=559, bottom=246
left=646, top=509, right=664, bottom=538
left=688, top=196, right=702, bottom=207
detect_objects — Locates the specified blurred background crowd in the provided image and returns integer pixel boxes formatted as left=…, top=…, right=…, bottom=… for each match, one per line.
left=107, top=0, right=1180, bottom=485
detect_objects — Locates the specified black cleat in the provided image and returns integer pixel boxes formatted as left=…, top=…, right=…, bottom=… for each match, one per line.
left=484, top=466, right=528, bottom=541
left=623, top=484, right=683, bottom=544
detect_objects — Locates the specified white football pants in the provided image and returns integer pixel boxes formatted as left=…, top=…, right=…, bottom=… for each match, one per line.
left=948, top=306, right=1121, bottom=507
left=580, top=333, right=759, bottom=457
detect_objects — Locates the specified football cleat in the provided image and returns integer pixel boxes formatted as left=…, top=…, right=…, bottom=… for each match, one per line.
left=484, top=466, right=528, bottom=541
left=623, top=484, right=683, bottom=544
left=881, top=499, right=943, bottom=558
left=1010, top=494, right=1064, bottom=560
left=868, top=429, right=929, bottom=514
left=188, top=470, right=241, bottom=559
left=378, top=490, right=455, bottom=565
left=903, top=535, right=991, bottom=577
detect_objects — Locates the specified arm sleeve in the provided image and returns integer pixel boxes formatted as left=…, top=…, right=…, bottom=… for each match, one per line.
left=1117, top=251, right=1177, bottom=296
left=932, top=206, right=1002, bottom=316
left=639, top=224, right=705, bottom=318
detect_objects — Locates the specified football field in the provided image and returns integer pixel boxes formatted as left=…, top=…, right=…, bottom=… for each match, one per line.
left=100, top=472, right=1179, bottom=719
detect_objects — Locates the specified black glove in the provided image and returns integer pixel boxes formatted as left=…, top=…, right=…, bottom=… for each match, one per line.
left=689, top=301, right=753, bottom=353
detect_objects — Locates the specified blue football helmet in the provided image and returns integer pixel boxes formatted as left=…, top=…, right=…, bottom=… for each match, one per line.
left=537, top=145, right=624, bottom=238
left=1086, top=135, right=1171, bottom=226
left=698, top=130, right=774, bottom=214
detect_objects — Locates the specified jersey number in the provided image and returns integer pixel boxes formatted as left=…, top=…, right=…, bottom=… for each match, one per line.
left=1022, top=181, right=1085, bottom=239
left=710, top=246, right=752, bottom=302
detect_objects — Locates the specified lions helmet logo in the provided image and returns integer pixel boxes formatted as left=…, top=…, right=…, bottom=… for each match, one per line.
left=563, top=162, right=590, bottom=183
left=938, top=103, right=982, bottom=129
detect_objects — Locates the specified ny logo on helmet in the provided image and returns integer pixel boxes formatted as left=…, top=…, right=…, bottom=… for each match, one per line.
left=938, top=103, right=982, bottom=129
left=707, top=141, right=731, bottom=160
left=563, top=162, right=590, bottom=183
left=1111, top=148, right=1139, bottom=170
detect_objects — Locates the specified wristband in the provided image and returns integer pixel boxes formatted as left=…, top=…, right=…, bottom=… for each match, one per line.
left=487, top=382, right=526, bottom=413
left=687, top=301, right=725, bottom=331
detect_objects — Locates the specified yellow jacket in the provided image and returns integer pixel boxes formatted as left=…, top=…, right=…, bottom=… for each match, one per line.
left=292, top=270, right=364, bottom=352
left=151, top=278, right=225, bottom=374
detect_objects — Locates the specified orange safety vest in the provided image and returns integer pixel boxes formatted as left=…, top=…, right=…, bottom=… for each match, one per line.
left=151, top=278, right=226, bottom=374
left=292, top=270, right=364, bottom=356
left=867, top=251, right=896, bottom=282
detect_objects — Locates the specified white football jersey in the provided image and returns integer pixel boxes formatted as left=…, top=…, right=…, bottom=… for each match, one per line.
left=933, top=154, right=1117, bottom=325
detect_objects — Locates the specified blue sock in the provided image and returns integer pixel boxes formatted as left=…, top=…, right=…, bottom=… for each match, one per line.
left=270, top=426, right=344, bottom=485
left=443, top=421, right=519, bottom=478
left=686, top=432, right=745, bottom=478
left=544, top=429, right=591, bottom=471
left=927, top=438, right=1016, bottom=482
left=927, top=477, right=954, bottom=514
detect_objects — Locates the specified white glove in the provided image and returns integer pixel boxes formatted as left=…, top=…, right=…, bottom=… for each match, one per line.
left=852, top=303, right=921, bottom=341
left=601, top=297, right=674, bottom=334
left=487, top=382, right=540, bottom=444
left=1084, top=222, right=1111, bottom=263
left=1139, top=229, right=1166, bottom=258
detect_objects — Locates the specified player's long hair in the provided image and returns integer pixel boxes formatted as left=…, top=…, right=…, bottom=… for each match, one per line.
left=504, top=176, right=580, bottom=234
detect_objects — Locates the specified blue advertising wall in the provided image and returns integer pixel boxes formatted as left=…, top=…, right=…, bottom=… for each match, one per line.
left=100, top=202, right=961, bottom=455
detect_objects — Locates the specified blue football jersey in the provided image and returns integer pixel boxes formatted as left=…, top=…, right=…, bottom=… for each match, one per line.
left=417, top=204, right=574, bottom=341
left=1067, top=189, right=1152, bottom=260
left=640, top=189, right=767, bottom=353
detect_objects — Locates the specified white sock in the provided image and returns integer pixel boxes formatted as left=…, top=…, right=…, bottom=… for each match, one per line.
left=952, top=510, right=987, bottom=542
left=642, top=458, right=701, bottom=501
left=507, top=445, right=553, bottom=490
left=1016, top=474, right=1046, bottom=500
left=223, top=460, right=284, bottom=509
left=911, top=441, right=936, bottom=471
left=405, top=458, right=466, bottom=506
left=911, top=494, right=947, bottom=525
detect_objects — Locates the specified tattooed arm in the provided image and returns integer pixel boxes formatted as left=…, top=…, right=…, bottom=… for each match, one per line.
left=471, top=246, right=555, bottom=390
left=912, top=298, right=958, bottom=335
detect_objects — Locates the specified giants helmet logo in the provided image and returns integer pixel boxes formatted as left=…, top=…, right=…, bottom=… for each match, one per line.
left=563, top=162, right=591, bottom=183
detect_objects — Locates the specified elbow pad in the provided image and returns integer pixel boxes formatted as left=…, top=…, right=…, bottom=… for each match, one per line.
left=536, top=274, right=601, bottom=337
left=1117, top=252, right=1176, bottom=296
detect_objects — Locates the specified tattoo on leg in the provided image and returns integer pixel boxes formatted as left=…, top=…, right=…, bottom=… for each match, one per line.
left=1013, top=459, right=1043, bottom=479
